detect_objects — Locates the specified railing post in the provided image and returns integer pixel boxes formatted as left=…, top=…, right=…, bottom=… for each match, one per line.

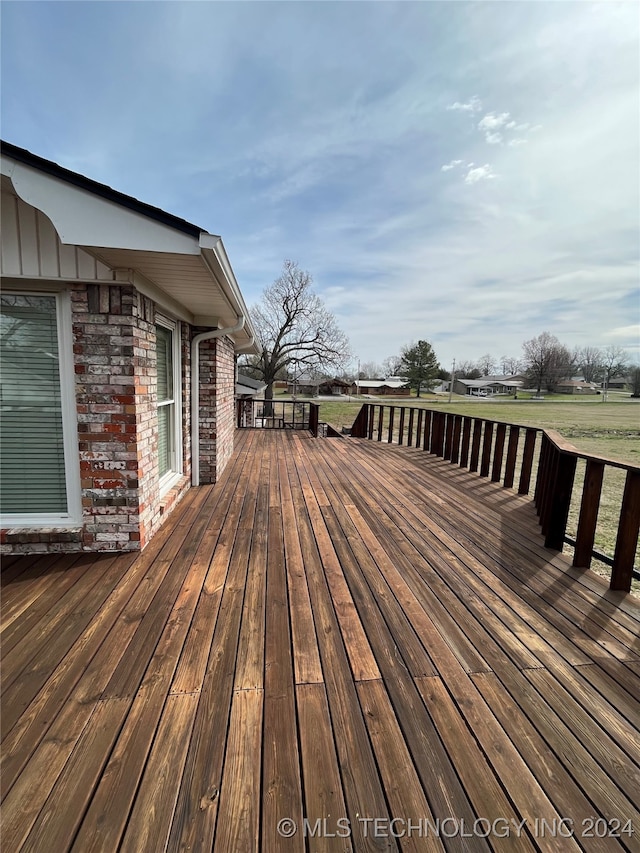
left=433, top=412, right=445, bottom=457
left=469, top=420, right=482, bottom=472
left=398, top=408, right=405, bottom=445
left=610, top=470, right=640, bottom=592
left=309, top=403, right=319, bottom=437
left=491, top=423, right=506, bottom=482
left=451, top=415, right=462, bottom=464
left=573, top=460, right=605, bottom=568
left=407, top=408, right=415, bottom=447
left=387, top=406, right=395, bottom=444
left=503, top=426, right=519, bottom=489
left=480, top=422, right=493, bottom=478
left=367, top=404, right=374, bottom=439
left=518, top=428, right=537, bottom=495
left=422, top=409, right=432, bottom=452
left=544, top=451, right=577, bottom=550
left=377, top=406, right=384, bottom=442
left=444, top=414, right=454, bottom=461
left=460, top=417, right=471, bottom=468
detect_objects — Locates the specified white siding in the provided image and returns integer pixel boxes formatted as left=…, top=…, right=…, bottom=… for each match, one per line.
left=0, top=193, right=113, bottom=281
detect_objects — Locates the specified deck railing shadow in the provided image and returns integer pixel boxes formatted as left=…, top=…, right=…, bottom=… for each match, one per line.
left=351, top=403, right=640, bottom=593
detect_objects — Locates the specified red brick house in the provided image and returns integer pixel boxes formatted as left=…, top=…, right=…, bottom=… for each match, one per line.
left=1, top=141, right=258, bottom=554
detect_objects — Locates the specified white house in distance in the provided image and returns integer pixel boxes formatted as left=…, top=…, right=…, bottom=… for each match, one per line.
left=1, top=141, right=258, bottom=554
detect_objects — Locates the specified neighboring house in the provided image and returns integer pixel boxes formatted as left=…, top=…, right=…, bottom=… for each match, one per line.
left=453, top=374, right=524, bottom=396
left=0, top=141, right=258, bottom=554
left=555, top=380, right=599, bottom=395
left=352, top=379, right=411, bottom=396
left=603, top=377, right=630, bottom=390
left=287, top=374, right=320, bottom=396
left=236, top=373, right=266, bottom=399
left=318, top=378, right=351, bottom=396
left=236, top=374, right=267, bottom=428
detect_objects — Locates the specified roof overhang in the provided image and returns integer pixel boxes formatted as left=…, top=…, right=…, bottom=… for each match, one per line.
left=1, top=144, right=258, bottom=352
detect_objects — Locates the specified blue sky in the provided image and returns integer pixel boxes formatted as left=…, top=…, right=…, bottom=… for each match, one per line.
left=2, top=1, right=639, bottom=370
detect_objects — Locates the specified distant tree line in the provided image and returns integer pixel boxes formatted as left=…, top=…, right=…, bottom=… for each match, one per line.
left=239, top=263, right=636, bottom=402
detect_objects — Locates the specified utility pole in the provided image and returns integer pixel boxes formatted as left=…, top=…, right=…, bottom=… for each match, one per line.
left=448, top=357, right=456, bottom=403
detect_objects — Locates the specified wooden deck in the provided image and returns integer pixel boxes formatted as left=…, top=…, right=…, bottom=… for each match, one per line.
left=2, top=430, right=639, bottom=853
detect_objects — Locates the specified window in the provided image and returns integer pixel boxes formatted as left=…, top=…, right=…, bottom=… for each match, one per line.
left=0, top=291, right=80, bottom=524
left=156, top=319, right=182, bottom=488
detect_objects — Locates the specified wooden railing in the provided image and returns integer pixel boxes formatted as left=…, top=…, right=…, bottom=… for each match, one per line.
left=237, top=400, right=320, bottom=437
left=351, top=404, right=640, bottom=592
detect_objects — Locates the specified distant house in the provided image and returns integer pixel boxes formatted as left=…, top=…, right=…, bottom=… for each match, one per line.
left=604, top=377, right=630, bottom=390
left=318, top=378, right=351, bottom=396
left=556, top=380, right=598, bottom=395
left=236, top=374, right=266, bottom=399
left=453, top=374, right=524, bottom=397
left=287, top=374, right=320, bottom=396
left=1, top=141, right=258, bottom=554
left=352, top=379, right=411, bottom=397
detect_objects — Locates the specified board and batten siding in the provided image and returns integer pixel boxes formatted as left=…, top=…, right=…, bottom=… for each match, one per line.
left=1, top=192, right=113, bottom=282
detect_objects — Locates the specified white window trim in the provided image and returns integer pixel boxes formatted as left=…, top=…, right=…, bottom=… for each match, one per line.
left=156, top=315, right=183, bottom=495
left=0, top=288, right=82, bottom=527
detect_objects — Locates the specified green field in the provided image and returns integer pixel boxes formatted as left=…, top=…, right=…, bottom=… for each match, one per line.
left=316, top=396, right=640, bottom=588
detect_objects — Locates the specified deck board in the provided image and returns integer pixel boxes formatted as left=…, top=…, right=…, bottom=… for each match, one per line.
left=2, top=429, right=639, bottom=852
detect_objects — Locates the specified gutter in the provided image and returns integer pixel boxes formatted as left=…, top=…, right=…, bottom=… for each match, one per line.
left=191, top=315, right=245, bottom=486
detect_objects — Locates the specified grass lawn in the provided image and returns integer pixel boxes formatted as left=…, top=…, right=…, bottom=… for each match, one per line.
left=316, top=395, right=640, bottom=586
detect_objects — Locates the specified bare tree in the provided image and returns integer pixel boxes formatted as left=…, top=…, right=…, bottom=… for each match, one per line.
left=381, top=355, right=403, bottom=377
left=522, top=331, right=573, bottom=394
left=601, top=345, right=628, bottom=400
left=500, top=355, right=522, bottom=375
left=477, top=353, right=496, bottom=376
left=242, top=260, right=351, bottom=402
left=577, top=346, right=603, bottom=383
left=456, top=359, right=478, bottom=378
left=359, top=360, right=383, bottom=379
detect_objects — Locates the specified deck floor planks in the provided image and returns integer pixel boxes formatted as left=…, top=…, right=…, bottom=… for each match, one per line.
left=2, top=429, right=639, bottom=852
left=286, top=445, right=395, bottom=853
left=68, top=485, right=237, bottom=853
left=370, top=442, right=640, bottom=638
left=303, top=476, right=489, bottom=851
left=166, top=441, right=260, bottom=852
left=329, top=439, right=632, bottom=669
left=296, top=681, right=352, bottom=853
left=1, top=486, right=213, bottom=839
left=312, top=447, right=578, bottom=851
left=258, top=437, right=304, bottom=853
left=348, top=440, right=637, bottom=655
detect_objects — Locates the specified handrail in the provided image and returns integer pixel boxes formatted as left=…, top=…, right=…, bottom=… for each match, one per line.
left=237, top=399, right=318, bottom=434
left=350, top=403, right=640, bottom=592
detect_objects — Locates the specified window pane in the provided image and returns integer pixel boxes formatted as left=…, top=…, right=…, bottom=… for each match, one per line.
left=157, top=404, right=172, bottom=478
left=0, top=294, right=67, bottom=514
left=157, top=325, right=173, bottom=402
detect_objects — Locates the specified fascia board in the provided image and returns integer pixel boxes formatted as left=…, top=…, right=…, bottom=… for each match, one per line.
left=2, top=158, right=198, bottom=255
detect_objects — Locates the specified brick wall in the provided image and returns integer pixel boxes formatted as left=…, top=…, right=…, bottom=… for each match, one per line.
left=198, top=334, right=236, bottom=484
left=1, top=285, right=233, bottom=555
left=73, top=283, right=158, bottom=550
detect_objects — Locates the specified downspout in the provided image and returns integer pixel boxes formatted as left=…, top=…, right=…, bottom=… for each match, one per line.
left=191, top=315, right=245, bottom=486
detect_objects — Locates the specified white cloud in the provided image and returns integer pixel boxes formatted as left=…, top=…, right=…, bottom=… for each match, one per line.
left=478, top=112, right=511, bottom=131
left=508, top=138, right=528, bottom=146
left=441, top=159, right=463, bottom=171
left=485, top=132, right=503, bottom=145
left=464, top=164, right=497, bottom=184
left=447, top=96, right=482, bottom=112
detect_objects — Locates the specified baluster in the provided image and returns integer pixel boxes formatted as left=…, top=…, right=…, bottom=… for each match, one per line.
left=573, top=460, right=605, bottom=568
left=610, top=470, right=640, bottom=592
